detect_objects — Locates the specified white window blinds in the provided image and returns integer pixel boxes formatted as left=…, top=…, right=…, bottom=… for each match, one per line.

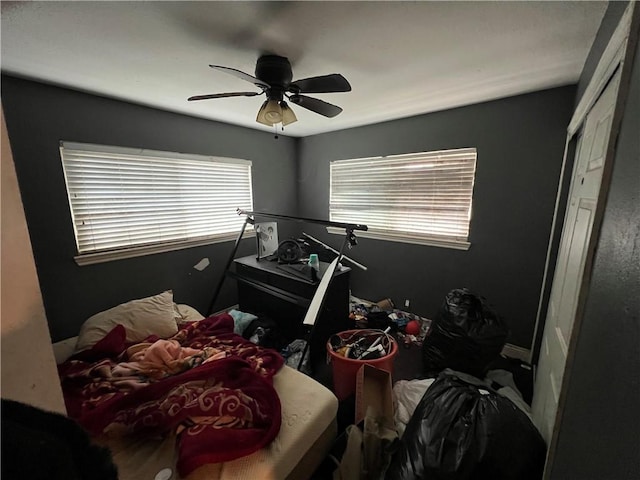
left=330, top=148, right=476, bottom=248
left=60, top=142, right=253, bottom=262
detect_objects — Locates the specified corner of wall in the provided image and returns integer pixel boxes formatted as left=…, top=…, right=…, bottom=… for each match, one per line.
left=1, top=105, right=66, bottom=414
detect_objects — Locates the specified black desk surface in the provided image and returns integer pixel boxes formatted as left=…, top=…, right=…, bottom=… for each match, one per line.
left=232, top=255, right=350, bottom=284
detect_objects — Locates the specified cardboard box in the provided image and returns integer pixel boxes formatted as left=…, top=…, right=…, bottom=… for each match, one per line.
left=355, top=364, right=394, bottom=426
left=354, top=365, right=397, bottom=480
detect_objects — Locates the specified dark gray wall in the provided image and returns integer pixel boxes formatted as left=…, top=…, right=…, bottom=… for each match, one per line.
left=1, top=77, right=577, bottom=350
left=1, top=75, right=298, bottom=342
left=550, top=5, right=640, bottom=479
left=297, top=87, right=575, bottom=348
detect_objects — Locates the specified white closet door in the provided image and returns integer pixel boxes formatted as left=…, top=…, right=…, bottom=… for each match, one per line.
left=532, top=68, right=621, bottom=445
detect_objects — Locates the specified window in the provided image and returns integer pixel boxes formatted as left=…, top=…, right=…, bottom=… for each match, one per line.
left=329, top=148, right=476, bottom=249
left=60, top=142, right=253, bottom=265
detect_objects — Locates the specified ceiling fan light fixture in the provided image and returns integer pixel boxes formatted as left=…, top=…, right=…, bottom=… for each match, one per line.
left=256, top=99, right=283, bottom=126
left=281, top=102, right=297, bottom=126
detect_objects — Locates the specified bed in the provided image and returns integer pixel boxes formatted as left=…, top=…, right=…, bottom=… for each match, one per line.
left=53, top=293, right=338, bottom=480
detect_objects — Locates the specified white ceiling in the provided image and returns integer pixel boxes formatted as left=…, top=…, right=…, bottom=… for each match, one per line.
left=1, top=1, right=607, bottom=137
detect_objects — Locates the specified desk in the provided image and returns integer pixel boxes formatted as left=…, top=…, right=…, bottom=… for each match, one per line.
left=231, top=255, right=351, bottom=371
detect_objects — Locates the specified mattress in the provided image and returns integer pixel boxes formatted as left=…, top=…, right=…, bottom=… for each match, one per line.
left=52, top=317, right=338, bottom=479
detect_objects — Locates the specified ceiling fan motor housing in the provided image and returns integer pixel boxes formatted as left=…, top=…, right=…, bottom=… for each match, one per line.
left=255, top=55, right=293, bottom=94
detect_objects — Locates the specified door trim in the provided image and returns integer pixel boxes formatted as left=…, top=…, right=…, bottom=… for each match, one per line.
left=569, top=2, right=635, bottom=136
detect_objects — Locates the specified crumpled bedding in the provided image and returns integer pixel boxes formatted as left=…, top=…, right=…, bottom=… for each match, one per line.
left=58, top=313, right=284, bottom=478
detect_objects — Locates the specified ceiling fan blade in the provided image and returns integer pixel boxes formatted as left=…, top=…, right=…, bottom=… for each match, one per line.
left=188, top=92, right=262, bottom=101
left=209, top=65, right=270, bottom=89
left=289, top=94, right=343, bottom=118
left=290, top=74, right=351, bottom=94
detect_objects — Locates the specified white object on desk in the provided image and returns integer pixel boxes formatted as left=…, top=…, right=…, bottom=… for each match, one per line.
left=255, top=222, right=278, bottom=258
left=303, top=257, right=339, bottom=326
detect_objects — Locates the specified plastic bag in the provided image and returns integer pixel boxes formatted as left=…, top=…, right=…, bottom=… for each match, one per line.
left=385, top=370, right=546, bottom=480
left=282, top=339, right=311, bottom=374
left=392, top=379, right=435, bottom=438
left=422, top=288, right=508, bottom=377
left=332, top=406, right=398, bottom=480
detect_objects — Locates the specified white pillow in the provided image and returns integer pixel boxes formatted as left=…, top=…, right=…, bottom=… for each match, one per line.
left=75, top=290, right=179, bottom=352
left=175, top=304, right=205, bottom=322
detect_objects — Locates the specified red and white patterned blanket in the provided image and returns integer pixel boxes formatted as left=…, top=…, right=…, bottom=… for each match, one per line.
left=58, top=313, right=284, bottom=477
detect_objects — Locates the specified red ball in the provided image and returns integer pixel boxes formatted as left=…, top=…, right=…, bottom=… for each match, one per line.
left=405, top=320, right=421, bottom=336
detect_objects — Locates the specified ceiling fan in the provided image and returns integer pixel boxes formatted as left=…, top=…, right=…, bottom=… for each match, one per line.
left=188, top=55, right=351, bottom=127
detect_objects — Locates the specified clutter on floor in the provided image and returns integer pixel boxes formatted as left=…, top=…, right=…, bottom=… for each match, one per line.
left=329, top=365, right=398, bottom=480
left=421, top=287, right=509, bottom=378
left=392, top=378, right=436, bottom=438
left=486, top=353, right=535, bottom=405
left=281, top=338, right=312, bottom=374
left=327, top=328, right=395, bottom=361
left=348, top=296, right=432, bottom=348
left=386, top=369, right=546, bottom=480
left=327, top=329, right=399, bottom=401
left=233, top=290, right=542, bottom=480
left=323, top=289, right=543, bottom=480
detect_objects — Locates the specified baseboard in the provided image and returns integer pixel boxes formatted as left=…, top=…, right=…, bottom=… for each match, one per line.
left=501, top=343, right=531, bottom=363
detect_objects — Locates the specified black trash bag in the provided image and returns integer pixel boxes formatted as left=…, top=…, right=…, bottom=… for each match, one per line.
left=242, top=317, right=289, bottom=351
left=385, top=370, right=546, bottom=480
left=422, top=288, right=508, bottom=377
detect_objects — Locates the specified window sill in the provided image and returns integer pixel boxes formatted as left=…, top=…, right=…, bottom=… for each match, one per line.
left=326, top=227, right=470, bottom=250
left=74, top=230, right=254, bottom=266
